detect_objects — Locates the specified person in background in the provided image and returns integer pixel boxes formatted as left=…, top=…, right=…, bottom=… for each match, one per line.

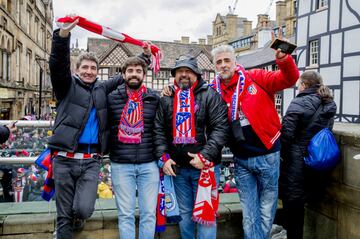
left=280, top=71, right=336, bottom=239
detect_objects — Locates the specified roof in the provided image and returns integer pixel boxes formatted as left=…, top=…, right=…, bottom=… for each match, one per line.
left=87, top=38, right=214, bottom=70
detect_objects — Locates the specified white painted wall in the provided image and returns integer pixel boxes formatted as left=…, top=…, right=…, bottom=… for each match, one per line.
left=343, top=55, right=360, bottom=77
left=297, top=17, right=308, bottom=47
left=342, top=81, right=360, bottom=115
left=344, top=28, right=360, bottom=54
left=298, top=0, right=312, bottom=16
left=282, top=88, right=296, bottom=116
left=320, top=35, right=330, bottom=65
left=320, top=66, right=341, bottom=85
left=309, top=10, right=328, bottom=37
left=297, top=49, right=307, bottom=68
left=342, top=0, right=360, bottom=29
left=334, top=89, right=341, bottom=114
left=330, top=0, right=341, bottom=31
left=331, top=33, right=342, bottom=63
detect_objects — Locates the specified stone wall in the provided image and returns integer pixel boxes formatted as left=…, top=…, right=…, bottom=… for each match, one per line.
left=304, top=123, right=360, bottom=239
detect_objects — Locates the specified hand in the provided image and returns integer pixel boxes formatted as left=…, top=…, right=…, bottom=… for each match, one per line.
left=59, top=16, right=79, bottom=38
left=271, top=30, right=288, bottom=61
left=142, top=41, right=152, bottom=57
left=161, top=85, right=173, bottom=97
left=5, top=122, right=17, bottom=133
left=188, top=152, right=205, bottom=170
left=163, top=159, right=177, bottom=176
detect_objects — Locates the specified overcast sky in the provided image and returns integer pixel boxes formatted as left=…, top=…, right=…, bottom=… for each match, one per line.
left=52, top=0, right=276, bottom=49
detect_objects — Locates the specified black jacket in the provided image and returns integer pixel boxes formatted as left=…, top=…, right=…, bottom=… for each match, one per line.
left=48, top=30, right=122, bottom=154
left=107, top=84, right=160, bottom=163
left=280, top=88, right=337, bottom=202
left=154, top=78, right=229, bottom=167
left=0, top=125, right=10, bottom=144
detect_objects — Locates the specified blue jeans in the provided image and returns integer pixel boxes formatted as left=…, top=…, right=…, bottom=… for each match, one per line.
left=233, top=151, right=280, bottom=239
left=111, top=161, right=159, bottom=239
left=173, top=165, right=220, bottom=239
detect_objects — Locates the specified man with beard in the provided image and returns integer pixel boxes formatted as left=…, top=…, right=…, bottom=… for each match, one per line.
left=154, top=56, right=229, bottom=239
left=49, top=19, right=151, bottom=239
left=210, top=44, right=299, bottom=239
left=107, top=56, right=160, bottom=239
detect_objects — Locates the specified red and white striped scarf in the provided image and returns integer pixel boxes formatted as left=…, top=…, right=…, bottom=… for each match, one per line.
left=172, top=81, right=198, bottom=144
left=192, top=154, right=219, bottom=226
left=118, top=85, right=147, bottom=144
left=56, top=15, right=162, bottom=73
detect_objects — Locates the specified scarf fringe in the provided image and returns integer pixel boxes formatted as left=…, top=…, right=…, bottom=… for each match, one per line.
left=192, top=215, right=216, bottom=227
left=118, top=136, right=142, bottom=144
left=172, top=137, right=197, bottom=144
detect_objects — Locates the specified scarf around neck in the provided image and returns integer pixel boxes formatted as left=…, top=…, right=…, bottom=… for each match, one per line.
left=211, top=65, right=246, bottom=122
left=172, top=80, right=198, bottom=144
left=118, top=85, right=147, bottom=144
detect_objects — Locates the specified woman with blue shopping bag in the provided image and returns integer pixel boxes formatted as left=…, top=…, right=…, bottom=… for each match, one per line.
left=280, top=71, right=338, bottom=239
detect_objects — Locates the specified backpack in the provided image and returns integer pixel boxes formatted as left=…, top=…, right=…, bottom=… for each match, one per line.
left=303, top=104, right=340, bottom=171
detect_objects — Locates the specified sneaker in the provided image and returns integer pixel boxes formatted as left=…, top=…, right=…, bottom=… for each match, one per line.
left=73, top=218, right=85, bottom=232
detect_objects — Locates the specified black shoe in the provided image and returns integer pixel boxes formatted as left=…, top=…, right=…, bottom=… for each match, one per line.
left=73, top=218, right=85, bottom=232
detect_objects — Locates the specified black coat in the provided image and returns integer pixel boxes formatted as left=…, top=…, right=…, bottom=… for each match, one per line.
left=154, top=78, right=229, bottom=167
left=48, top=29, right=122, bottom=154
left=107, top=84, right=160, bottom=164
left=0, top=125, right=10, bottom=144
left=280, top=88, right=337, bottom=202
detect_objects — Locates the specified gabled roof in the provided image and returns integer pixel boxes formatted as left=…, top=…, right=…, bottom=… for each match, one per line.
left=87, top=38, right=214, bottom=70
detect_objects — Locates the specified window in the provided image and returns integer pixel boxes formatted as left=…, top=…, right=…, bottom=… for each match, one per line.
left=309, top=40, right=319, bottom=66
left=98, top=68, right=109, bottom=80
left=316, top=0, right=328, bottom=9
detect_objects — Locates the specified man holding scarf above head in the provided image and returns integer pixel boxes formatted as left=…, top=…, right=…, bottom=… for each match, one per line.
left=154, top=56, right=229, bottom=239
left=107, top=56, right=160, bottom=239
left=210, top=44, right=299, bottom=239
left=49, top=19, right=151, bottom=239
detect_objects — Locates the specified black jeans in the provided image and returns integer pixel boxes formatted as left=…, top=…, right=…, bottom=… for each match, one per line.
left=53, top=155, right=100, bottom=239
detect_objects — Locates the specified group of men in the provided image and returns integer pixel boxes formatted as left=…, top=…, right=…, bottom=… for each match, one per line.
left=48, top=19, right=299, bottom=239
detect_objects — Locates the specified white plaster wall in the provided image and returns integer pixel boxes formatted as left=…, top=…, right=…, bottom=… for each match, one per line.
left=282, top=88, right=296, bottom=116
left=298, top=0, right=312, bottom=16
left=343, top=55, right=360, bottom=77
left=331, top=33, right=343, bottom=63
left=320, top=66, right=341, bottom=85
left=342, top=81, right=360, bottom=115
left=342, top=0, right=360, bottom=29
left=320, top=35, right=330, bottom=65
left=309, top=10, right=328, bottom=37
left=297, top=17, right=308, bottom=47
left=344, top=28, right=360, bottom=54
left=297, top=49, right=307, bottom=68
left=334, top=89, right=341, bottom=114
left=330, top=0, right=341, bottom=31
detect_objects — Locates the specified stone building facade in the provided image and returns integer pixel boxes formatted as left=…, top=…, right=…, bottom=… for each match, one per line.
left=0, top=0, right=53, bottom=120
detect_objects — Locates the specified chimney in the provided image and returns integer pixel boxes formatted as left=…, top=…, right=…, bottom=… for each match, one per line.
left=207, top=35, right=213, bottom=45
left=256, top=14, right=270, bottom=29
left=181, top=36, right=190, bottom=44
left=226, top=14, right=238, bottom=40
left=198, top=38, right=206, bottom=45
left=243, top=20, right=252, bottom=36
left=75, top=38, right=79, bottom=48
left=276, top=1, right=286, bottom=27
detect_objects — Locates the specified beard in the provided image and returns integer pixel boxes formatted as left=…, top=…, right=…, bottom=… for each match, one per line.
left=177, top=77, right=192, bottom=90
left=125, top=76, right=143, bottom=90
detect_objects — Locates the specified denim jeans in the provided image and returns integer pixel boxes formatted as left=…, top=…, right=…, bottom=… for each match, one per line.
left=233, top=151, right=280, bottom=239
left=111, top=161, right=159, bottom=239
left=173, top=165, right=220, bottom=239
left=53, top=155, right=101, bottom=239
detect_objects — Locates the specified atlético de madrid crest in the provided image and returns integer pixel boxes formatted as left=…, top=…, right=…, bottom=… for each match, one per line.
left=247, top=84, right=257, bottom=95
left=176, top=112, right=192, bottom=134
